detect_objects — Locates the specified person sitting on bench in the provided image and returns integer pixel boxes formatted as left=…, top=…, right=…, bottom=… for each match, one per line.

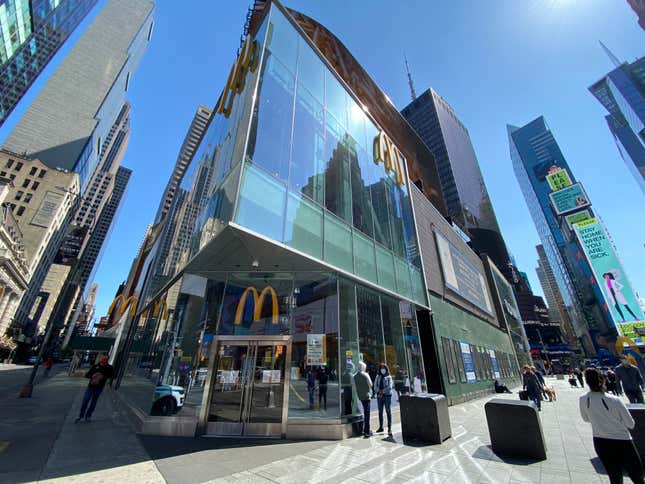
left=494, top=380, right=512, bottom=394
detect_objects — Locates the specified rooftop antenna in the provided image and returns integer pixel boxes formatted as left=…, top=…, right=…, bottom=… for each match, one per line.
left=599, top=40, right=622, bottom=68
left=404, top=53, right=417, bottom=101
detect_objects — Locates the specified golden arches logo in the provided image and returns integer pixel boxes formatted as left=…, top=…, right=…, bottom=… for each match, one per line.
left=373, top=131, right=405, bottom=186
left=108, top=295, right=138, bottom=319
left=616, top=336, right=641, bottom=366
left=142, top=299, right=169, bottom=320
left=234, top=286, right=279, bottom=325
left=216, top=37, right=259, bottom=118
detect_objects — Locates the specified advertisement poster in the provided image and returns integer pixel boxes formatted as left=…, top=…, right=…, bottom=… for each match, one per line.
left=574, top=218, right=645, bottom=341
left=435, top=232, right=493, bottom=315
left=306, top=334, right=326, bottom=365
left=489, top=349, right=500, bottom=379
left=460, top=342, right=476, bottom=383
left=564, top=210, right=592, bottom=230
left=30, top=190, right=64, bottom=228
left=549, top=183, right=590, bottom=215
left=546, top=168, right=572, bottom=191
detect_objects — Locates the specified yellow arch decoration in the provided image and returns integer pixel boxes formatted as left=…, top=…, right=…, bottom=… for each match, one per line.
left=108, top=295, right=138, bottom=319
left=616, top=336, right=641, bottom=366
left=142, top=299, right=169, bottom=320
left=373, top=131, right=405, bottom=186
left=216, top=37, right=259, bottom=118
left=234, top=285, right=279, bottom=325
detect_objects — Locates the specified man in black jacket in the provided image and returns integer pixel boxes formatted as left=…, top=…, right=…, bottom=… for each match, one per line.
left=76, top=356, right=114, bottom=422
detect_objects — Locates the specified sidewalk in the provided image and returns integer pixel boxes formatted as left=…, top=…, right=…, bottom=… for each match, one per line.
left=0, top=371, right=163, bottom=483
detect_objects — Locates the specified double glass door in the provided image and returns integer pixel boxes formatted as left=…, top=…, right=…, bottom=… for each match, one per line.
left=203, top=336, right=291, bottom=437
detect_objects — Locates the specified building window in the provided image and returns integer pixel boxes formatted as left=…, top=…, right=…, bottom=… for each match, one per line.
left=22, top=179, right=30, bottom=188
left=0, top=171, right=6, bottom=177
left=24, top=193, right=32, bottom=203
left=15, top=191, right=23, bottom=200
left=125, top=72, right=130, bottom=91
left=29, top=167, right=37, bottom=176
left=16, top=206, right=25, bottom=216
left=9, top=203, right=15, bottom=211
left=9, top=174, right=15, bottom=181
left=32, top=181, right=39, bottom=190
left=38, top=169, right=46, bottom=178
left=6, top=159, right=13, bottom=168
left=15, top=162, right=23, bottom=171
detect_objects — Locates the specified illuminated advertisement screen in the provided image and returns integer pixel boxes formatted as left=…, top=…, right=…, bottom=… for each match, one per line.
left=435, top=231, right=493, bottom=315
left=546, top=169, right=572, bottom=191
left=574, top=218, right=645, bottom=342
left=564, top=210, right=592, bottom=230
left=549, top=183, right=590, bottom=215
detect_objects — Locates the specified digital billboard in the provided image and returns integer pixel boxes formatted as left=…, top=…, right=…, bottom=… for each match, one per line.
left=546, top=168, right=572, bottom=191
left=564, top=210, right=592, bottom=230
left=574, top=218, right=645, bottom=341
left=549, top=183, right=590, bottom=215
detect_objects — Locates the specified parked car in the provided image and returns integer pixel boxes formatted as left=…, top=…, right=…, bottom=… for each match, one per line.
left=150, top=385, right=185, bottom=416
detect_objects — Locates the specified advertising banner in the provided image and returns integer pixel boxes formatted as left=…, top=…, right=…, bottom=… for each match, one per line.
left=489, top=349, right=500, bottom=379
left=306, top=334, right=326, bottom=366
left=30, top=191, right=64, bottom=228
left=460, top=342, right=477, bottom=383
left=546, top=168, right=572, bottom=191
left=54, top=225, right=89, bottom=265
left=435, top=232, right=493, bottom=315
left=574, top=218, right=645, bottom=341
left=549, top=183, right=590, bottom=215
left=564, top=210, right=592, bottom=230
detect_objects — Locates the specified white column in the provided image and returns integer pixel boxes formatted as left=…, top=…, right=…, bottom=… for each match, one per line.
left=0, top=291, right=13, bottom=336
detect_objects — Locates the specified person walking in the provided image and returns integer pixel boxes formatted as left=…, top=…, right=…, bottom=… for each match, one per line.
left=606, top=369, right=619, bottom=396
left=43, top=357, right=54, bottom=377
left=373, top=363, right=394, bottom=436
left=523, top=365, right=543, bottom=411
left=616, top=357, right=645, bottom=404
left=575, top=367, right=584, bottom=388
left=318, top=367, right=328, bottom=411
left=307, top=368, right=316, bottom=410
left=533, top=366, right=548, bottom=400
left=354, top=361, right=373, bottom=437
left=76, top=356, right=114, bottom=422
left=579, top=368, right=644, bottom=484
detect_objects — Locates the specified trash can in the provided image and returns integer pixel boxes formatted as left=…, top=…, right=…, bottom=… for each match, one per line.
left=628, top=404, right=645, bottom=463
left=485, top=399, right=546, bottom=460
left=399, top=393, right=451, bottom=444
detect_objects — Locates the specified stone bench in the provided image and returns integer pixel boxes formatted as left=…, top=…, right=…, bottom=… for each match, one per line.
left=399, top=393, right=451, bottom=444
left=485, top=399, right=546, bottom=460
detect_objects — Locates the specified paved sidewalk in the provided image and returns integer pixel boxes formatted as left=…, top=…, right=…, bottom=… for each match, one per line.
left=142, top=378, right=611, bottom=484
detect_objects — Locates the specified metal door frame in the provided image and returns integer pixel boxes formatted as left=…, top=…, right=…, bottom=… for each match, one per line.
left=198, top=335, right=292, bottom=438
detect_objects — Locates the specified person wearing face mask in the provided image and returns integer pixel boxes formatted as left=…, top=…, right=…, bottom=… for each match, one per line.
left=615, top=357, right=644, bottom=404
left=76, top=355, right=114, bottom=422
left=373, top=363, right=394, bottom=436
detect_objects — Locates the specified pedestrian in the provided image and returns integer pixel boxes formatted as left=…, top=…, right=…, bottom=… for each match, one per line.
left=575, top=367, right=584, bottom=388
left=373, top=363, right=394, bottom=436
left=76, top=356, right=114, bottom=422
left=307, top=368, right=316, bottom=410
left=523, top=365, right=543, bottom=411
left=43, top=357, right=54, bottom=377
left=606, top=369, right=619, bottom=396
left=615, top=357, right=645, bottom=404
left=354, top=361, right=373, bottom=437
left=579, top=367, right=644, bottom=484
left=318, top=367, right=328, bottom=411
left=533, top=366, right=548, bottom=400
left=494, top=380, right=512, bottom=394
left=568, top=368, right=578, bottom=387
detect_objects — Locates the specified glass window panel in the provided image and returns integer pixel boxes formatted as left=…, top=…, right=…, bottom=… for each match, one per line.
left=453, top=339, right=467, bottom=383
left=394, top=256, right=412, bottom=299
left=375, top=245, right=396, bottom=292
left=289, top=273, right=339, bottom=419
left=410, top=265, right=426, bottom=305
left=381, top=294, right=407, bottom=405
left=323, top=212, right=353, bottom=272
left=290, top=84, right=325, bottom=205
left=324, top=71, right=347, bottom=128
left=370, top=171, right=392, bottom=250
left=266, top=6, right=298, bottom=71
left=441, top=337, right=457, bottom=384
left=388, top=180, right=406, bottom=258
left=356, top=285, right=384, bottom=383
left=349, top=143, right=374, bottom=238
left=346, top=96, right=367, bottom=151
left=236, top=164, right=286, bottom=243
left=400, top=303, right=426, bottom=393
left=352, top=231, right=376, bottom=282
left=296, top=37, right=324, bottom=104
left=323, top=113, right=352, bottom=223
left=339, top=278, right=360, bottom=417
left=285, top=191, right=323, bottom=259
left=246, top=54, right=294, bottom=182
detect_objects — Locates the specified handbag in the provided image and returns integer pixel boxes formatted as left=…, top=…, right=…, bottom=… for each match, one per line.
left=519, top=390, right=529, bottom=401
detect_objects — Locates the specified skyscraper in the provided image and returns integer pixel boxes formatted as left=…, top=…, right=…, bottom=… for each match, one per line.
left=6, top=0, right=153, bottom=332
left=0, top=0, right=98, bottom=124
left=589, top=54, right=645, bottom=196
left=509, top=116, right=644, bottom=355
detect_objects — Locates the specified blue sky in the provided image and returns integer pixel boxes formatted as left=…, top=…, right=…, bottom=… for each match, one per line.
left=1, top=0, right=643, bottom=322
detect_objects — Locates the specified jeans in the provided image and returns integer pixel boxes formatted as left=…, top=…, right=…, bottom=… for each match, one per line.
left=625, top=388, right=645, bottom=404
left=308, top=385, right=315, bottom=408
left=361, top=399, right=371, bottom=435
left=79, top=386, right=103, bottom=419
left=377, top=394, right=392, bottom=430
left=318, top=384, right=327, bottom=409
left=593, top=437, right=644, bottom=484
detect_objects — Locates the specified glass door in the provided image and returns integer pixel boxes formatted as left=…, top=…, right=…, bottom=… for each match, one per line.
left=203, top=336, right=291, bottom=437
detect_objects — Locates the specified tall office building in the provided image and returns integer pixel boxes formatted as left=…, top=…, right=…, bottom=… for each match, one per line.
left=589, top=54, right=645, bottom=195
left=6, top=0, right=153, bottom=332
left=0, top=0, right=98, bottom=124
left=509, top=116, right=644, bottom=355
left=626, top=0, right=645, bottom=30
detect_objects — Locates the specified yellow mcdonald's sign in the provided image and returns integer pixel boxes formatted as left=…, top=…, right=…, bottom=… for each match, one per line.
left=373, top=131, right=405, bottom=186
left=108, top=295, right=138, bottom=319
left=234, top=286, right=279, bottom=325
left=216, top=36, right=259, bottom=118
left=616, top=336, right=641, bottom=366
left=142, top=299, right=169, bottom=320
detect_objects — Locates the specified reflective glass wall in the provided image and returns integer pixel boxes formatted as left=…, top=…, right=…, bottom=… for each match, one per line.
left=235, top=5, right=426, bottom=306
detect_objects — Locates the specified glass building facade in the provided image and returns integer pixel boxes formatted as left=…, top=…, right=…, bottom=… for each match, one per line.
left=120, top=3, right=429, bottom=438
left=0, top=0, right=98, bottom=124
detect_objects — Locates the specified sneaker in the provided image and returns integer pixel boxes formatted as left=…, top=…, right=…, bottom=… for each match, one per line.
left=363, top=431, right=373, bottom=438
left=388, top=429, right=393, bottom=436
left=375, top=427, right=384, bottom=433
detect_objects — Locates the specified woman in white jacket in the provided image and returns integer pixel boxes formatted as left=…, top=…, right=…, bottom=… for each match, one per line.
left=579, top=368, right=643, bottom=484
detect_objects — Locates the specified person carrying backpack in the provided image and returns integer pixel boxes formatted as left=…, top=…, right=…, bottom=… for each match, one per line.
left=76, top=356, right=114, bottom=422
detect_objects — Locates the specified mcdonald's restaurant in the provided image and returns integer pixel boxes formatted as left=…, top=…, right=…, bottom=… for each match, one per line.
left=112, top=0, right=522, bottom=439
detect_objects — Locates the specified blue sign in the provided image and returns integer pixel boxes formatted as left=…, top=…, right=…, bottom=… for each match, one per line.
left=489, top=349, right=500, bottom=379
left=460, top=342, right=476, bottom=383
